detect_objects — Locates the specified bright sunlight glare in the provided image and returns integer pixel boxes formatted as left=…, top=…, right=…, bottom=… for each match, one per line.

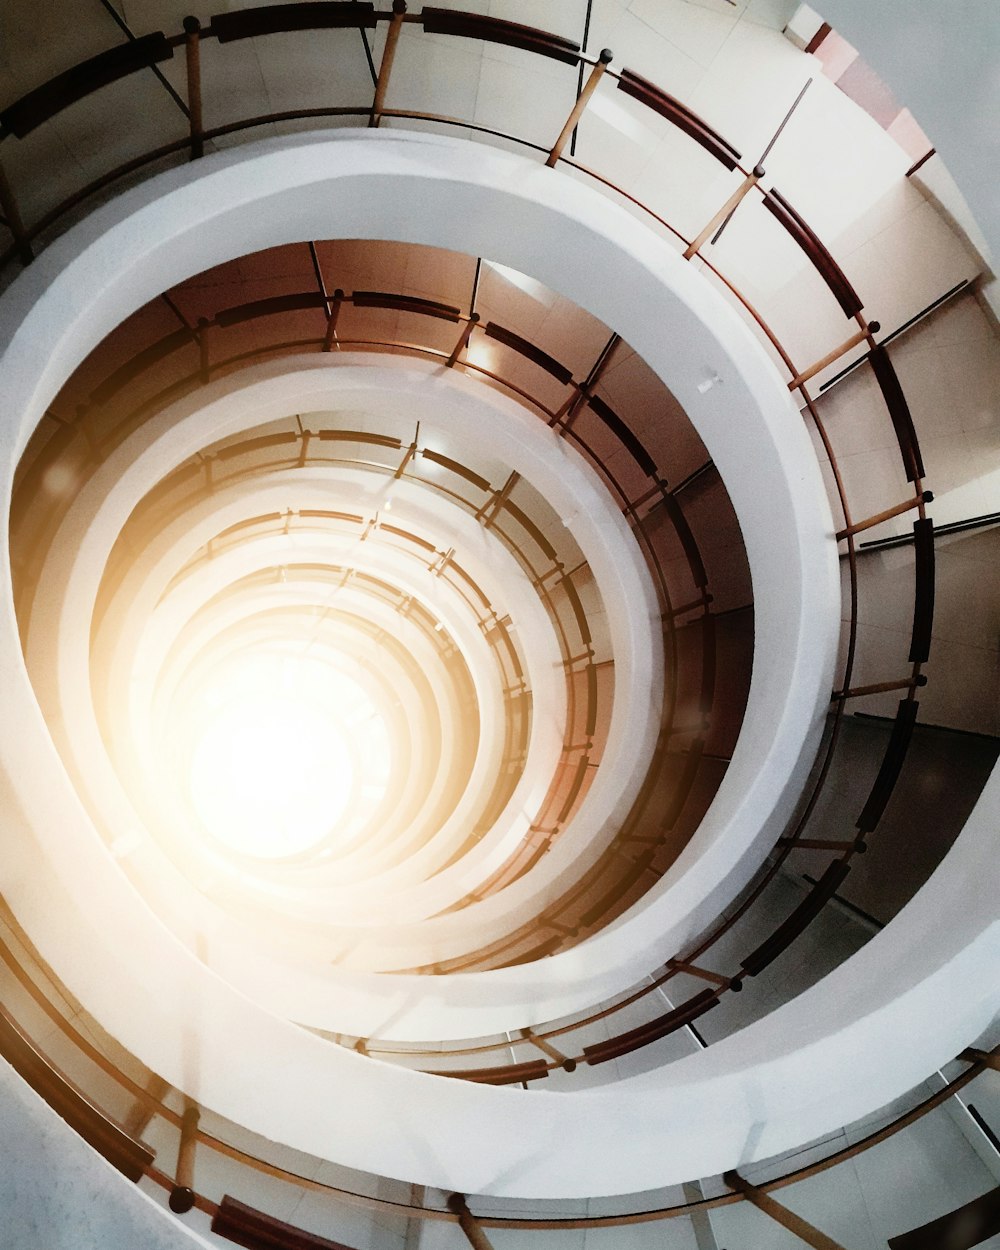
left=186, top=653, right=387, bottom=859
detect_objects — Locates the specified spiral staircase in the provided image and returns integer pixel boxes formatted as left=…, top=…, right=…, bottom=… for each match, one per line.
left=0, top=2, right=998, bottom=1248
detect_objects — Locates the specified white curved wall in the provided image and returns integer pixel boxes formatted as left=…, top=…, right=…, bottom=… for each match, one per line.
left=0, top=132, right=843, bottom=1196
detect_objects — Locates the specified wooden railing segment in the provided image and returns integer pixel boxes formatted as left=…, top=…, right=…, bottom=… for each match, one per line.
left=483, top=321, right=575, bottom=384
left=209, top=2, right=377, bottom=43
left=616, top=69, right=742, bottom=170
left=428, top=1059, right=550, bottom=1085
left=740, top=860, right=851, bottom=977
left=868, top=344, right=926, bottom=482
left=419, top=9, right=580, bottom=65
left=212, top=1195, right=360, bottom=1249
left=887, top=1184, right=1000, bottom=1250
left=762, top=188, right=863, bottom=318
left=0, top=33, right=175, bottom=139
left=582, top=989, right=719, bottom=1064
left=0, top=1005, right=153, bottom=1183
left=909, top=517, right=935, bottom=664
left=855, top=699, right=920, bottom=834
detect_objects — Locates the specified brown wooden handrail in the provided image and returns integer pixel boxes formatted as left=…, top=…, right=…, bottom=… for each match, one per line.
left=868, top=343, right=926, bottom=482
left=587, top=394, right=658, bottom=478
left=0, top=1003, right=153, bottom=1183
left=909, top=518, right=935, bottom=664
left=855, top=698, right=920, bottom=834
left=419, top=8, right=580, bottom=66
left=763, top=188, right=864, bottom=318
left=583, top=988, right=719, bottom=1064
left=213, top=1194, right=360, bottom=1249
left=209, top=2, right=377, bottom=43
left=0, top=0, right=940, bottom=1075
left=0, top=33, right=174, bottom=139
left=351, top=289, right=461, bottom=321
left=740, top=860, right=851, bottom=977
left=427, top=1059, right=550, bottom=1085
left=483, top=321, right=575, bottom=384
left=616, top=68, right=742, bottom=170
left=887, top=1184, right=1000, bottom=1250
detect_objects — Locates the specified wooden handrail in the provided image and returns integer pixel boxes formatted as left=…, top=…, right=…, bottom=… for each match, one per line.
left=216, top=292, right=327, bottom=326
left=351, top=289, right=461, bottom=321
left=657, top=490, right=709, bottom=589
left=887, top=1184, right=1000, bottom=1250
left=869, top=344, right=926, bottom=482
left=856, top=698, right=919, bottom=833
left=212, top=1194, right=360, bottom=1248
left=616, top=68, right=742, bottom=169
left=740, top=860, right=851, bottom=976
left=587, top=394, right=658, bottom=477
left=583, top=989, right=719, bottom=1064
left=0, top=33, right=174, bottom=139
left=0, top=1005, right=153, bottom=1183
left=483, top=321, right=574, bottom=383
left=909, top=518, right=935, bottom=663
left=90, top=327, right=194, bottom=404
left=209, top=2, right=377, bottom=43
left=763, top=187, right=864, bottom=318
left=419, top=9, right=580, bottom=65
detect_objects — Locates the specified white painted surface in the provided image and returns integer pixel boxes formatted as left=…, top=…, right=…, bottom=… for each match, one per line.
left=0, top=133, right=839, bottom=1192
left=0, top=1058, right=213, bottom=1250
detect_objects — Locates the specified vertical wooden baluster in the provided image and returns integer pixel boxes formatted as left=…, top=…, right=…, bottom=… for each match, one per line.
left=169, top=1100, right=200, bottom=1213
left=446, top=312, right=479, bottom=367
left=370, top=0, right=407, bottom=128
left=724, top=1172, right=847, bottom=1250
left=323, top=288, right=344, bottom=351
left=546, top=48, right=613, bottom=167
left=448, top=1194, right=496, bottom=1250
left=683, top=165, right=763, bottom=260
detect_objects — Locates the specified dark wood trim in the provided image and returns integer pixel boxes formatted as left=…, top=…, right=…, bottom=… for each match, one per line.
left=420, top=9, right=580, bottom=65
left=210, top=2, right=377, bottom=43
left=616, top=68, right=741, bottom=169
left=856, top=698, right=919, bottom=833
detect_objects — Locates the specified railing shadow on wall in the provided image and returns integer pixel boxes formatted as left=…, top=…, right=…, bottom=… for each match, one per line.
left=0, top=5, right=968, bottom=1249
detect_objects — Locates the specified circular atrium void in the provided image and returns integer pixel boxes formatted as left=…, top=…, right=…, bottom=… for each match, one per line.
left=0, top=132, right=845, bottom=1197
left=183, top=651, right=386, bottom=861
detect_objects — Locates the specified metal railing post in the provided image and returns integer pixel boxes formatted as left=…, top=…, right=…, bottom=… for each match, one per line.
left=183, top=17, right=204, bottom=159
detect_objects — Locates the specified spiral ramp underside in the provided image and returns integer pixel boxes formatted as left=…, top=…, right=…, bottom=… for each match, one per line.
left=0, top=3, right=998, bottom=1249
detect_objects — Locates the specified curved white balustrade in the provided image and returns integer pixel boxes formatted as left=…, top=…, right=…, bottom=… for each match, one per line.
left=24, top=357, right=660, bottom=942
left=0, top=132, right=846, bottom=1194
